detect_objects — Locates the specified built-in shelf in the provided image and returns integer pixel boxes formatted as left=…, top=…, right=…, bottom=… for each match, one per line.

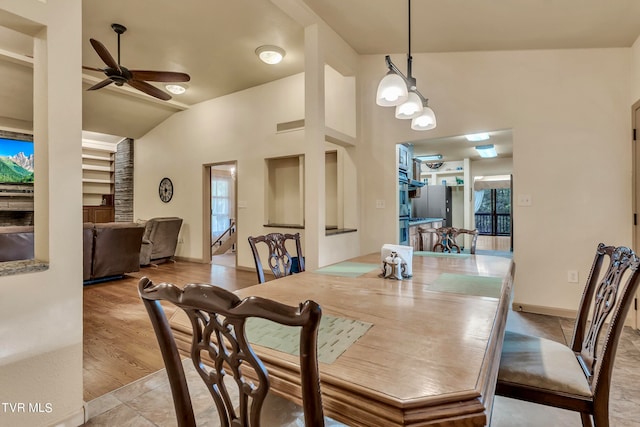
left=426, top=169, right=464, bottom=175
left=263, top=223, right=305, bottom=229
left=266, top=155, right=304, bottom=227
left=82, top=178, right=112, bottom=184
left=82, top=145, right=115, bottom=206
left=325, top=228, right=357, bottom=236
left=421, top=166, right=465, bottom=187
left=82, top=164, right=113, bottom=172
left=82, top=154, right=110, bottom=161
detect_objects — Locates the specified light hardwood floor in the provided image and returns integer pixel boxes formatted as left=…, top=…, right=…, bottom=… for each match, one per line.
left=83, top=261, right=257, bottom=401
left=476, top=235, right=511, bottom=251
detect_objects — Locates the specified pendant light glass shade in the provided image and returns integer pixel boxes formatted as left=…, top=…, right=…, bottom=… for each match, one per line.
left=395, top=91, right=423, bottom=119
left=411, top=106, right=437, bottom=131
left=376, top=72, right=408, bottom=106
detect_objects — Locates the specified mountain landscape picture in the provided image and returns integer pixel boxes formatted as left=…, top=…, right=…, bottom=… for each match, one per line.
left=0, top=138, right=34, bottom=184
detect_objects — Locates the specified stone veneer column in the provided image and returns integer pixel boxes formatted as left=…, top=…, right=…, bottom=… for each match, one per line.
left=115, top=138, right=134, bottom=222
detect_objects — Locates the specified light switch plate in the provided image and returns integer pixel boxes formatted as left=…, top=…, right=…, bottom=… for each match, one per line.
left=376, top=200, right=385, bottom=209
left=238, top=200, right=247, bottom=209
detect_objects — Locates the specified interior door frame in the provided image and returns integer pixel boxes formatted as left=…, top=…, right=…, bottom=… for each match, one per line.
left=202, top=161, right=237, bottom=265
left=632, top=100, right=640, bottom=329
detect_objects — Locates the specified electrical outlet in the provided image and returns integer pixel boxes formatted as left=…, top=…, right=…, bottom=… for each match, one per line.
left=517, top=194, right=532, bottom=206
left=567, top=270, right=579, bottom=283
left=376, top=200, right=385, bottom=209
left=178, top=237, right=184, bottom=244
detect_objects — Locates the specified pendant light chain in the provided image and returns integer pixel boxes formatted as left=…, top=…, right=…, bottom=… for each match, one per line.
left=407, top=0, right=412, bottom=83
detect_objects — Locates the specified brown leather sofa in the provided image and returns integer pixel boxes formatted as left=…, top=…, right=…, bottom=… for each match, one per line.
left=84, top=222, right=144, bottom=282
left=139, top=217, right=183, bottom=266
left=0, top=225, right=34, bottom=262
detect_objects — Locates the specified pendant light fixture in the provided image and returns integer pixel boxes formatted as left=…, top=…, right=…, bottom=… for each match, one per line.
left=376, top=0, right=436, bottom=131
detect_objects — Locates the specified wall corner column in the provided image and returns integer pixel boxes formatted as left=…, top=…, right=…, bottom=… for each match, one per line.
left=304, top=24, right=325, bottom=270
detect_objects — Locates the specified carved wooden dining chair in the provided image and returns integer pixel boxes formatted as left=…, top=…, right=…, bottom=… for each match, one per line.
left=248, top=232, right=304, bottom=284
left=418, top=226, right=479, bottom=254
left=138, top=277, right=330, bottom=427
left=496, top=243, right=640, bottom=427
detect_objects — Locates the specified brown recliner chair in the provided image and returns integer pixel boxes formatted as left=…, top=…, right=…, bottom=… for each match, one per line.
left=83, top=222, right=144, bottom=283
left=139, top=217, right=183, bottom=266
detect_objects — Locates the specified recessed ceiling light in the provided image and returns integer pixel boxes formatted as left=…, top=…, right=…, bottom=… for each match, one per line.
left=165, top=84, right=186, bottom=95
left=465, top=132, right=490, bottom=142
left=255, top=45, right=286, bottom=65
left=416, top=154, right=443, bottom=161
left=475, top=144, right=497, bottom=158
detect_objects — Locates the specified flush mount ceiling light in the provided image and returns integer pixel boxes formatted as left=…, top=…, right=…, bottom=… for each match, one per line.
left=376, top=0, right=436, bottom=131
left=416, top=154, right=443, bottom=161
left=465, top=132, right=490, bottom=142
left=255, top=45, right=286, bottom=65
left=475, top=144, right=498, bottom=158
left=165, top=84, right=187, bottom=95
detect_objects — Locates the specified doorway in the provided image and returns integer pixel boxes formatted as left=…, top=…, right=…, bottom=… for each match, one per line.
left=632, top=100, right=640, bottom=329
left=204, top=162, right=237, bottom=267
left=472, top=175, right=513, bottom=254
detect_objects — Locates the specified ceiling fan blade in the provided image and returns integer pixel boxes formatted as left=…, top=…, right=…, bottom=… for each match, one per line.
left=82, top=65, right=104, bottom=72
left=87, top=78, right=114, bottom=91
left=90, top=38, right=121, bottom=73
left=128, top=79, right=172, bottom=101
left=129, top=70, right=191, bottom=83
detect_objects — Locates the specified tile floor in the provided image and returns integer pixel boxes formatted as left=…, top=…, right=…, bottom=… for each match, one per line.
left=83, top=311, right=640, bottom=426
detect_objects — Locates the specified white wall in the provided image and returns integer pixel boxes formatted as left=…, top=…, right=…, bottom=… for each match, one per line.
left=325, top=64, right=356, bottom=137
left=471, top=157, right=513, bottom=178
left=0, top=1, right=84, bottom=426
left=134, top=72, right=360, bottom=272
left=359, top=48, right=631, bottom=313
left=632, top=35, right=640, bottom=102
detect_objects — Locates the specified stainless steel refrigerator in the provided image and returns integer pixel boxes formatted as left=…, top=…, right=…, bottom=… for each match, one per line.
left=411, top=185, right=452, bottom=226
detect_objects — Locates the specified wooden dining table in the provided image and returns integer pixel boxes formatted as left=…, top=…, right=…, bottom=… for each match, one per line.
left=225, top=251, right=515, bottom=427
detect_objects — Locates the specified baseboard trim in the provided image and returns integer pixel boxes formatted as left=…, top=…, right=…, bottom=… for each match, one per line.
left=513, top=302, right=636, bottom=327
left=511, top=302, right=575, bottom=319
left=174, top=256, right=208, bottom=264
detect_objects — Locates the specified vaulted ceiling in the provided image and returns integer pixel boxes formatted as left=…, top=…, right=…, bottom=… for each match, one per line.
left=2, top=0, right=640, bottom=140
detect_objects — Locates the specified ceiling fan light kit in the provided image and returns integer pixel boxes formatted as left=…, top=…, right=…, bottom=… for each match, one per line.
left=165, top=84, right=187, bottom=95
left=255, top=45, right=286, bottom=65
left=376, top=0, right=436, bottom=131
left=83, top=23, right=191, bottom=101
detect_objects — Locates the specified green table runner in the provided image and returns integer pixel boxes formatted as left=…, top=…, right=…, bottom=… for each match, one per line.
left=314, top=262, right=380, bottom=277
left=414, top=251, right=471, bottom=259
left=430, top=273, right=502, bottom=298
left=246, top=314, right=372, bottom=364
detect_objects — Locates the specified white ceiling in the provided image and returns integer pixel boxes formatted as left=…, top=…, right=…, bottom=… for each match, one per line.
left=2, top=0, right=640, bottom=140
left=410, top=129, right=513, bottom=163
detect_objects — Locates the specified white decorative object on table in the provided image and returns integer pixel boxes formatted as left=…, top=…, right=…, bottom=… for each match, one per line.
left=381, top=244, right=413, bottom=278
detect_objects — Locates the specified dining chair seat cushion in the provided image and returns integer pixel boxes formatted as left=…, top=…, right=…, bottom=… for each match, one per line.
left=498, top=330, right=592, bottom=397
left=260, top=393, right=347, bottom=426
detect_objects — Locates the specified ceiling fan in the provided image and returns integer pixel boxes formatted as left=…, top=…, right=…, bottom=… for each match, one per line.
left=83, top=23, right=190, bottom=101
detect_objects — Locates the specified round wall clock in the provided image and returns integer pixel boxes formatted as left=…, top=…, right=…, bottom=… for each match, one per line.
left=158, top=177, right=174, bottom=203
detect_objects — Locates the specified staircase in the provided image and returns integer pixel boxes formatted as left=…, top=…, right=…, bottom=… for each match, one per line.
left=211, top=220, right=236, bottom=256
left=212, top=232, right=236, bottom=256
